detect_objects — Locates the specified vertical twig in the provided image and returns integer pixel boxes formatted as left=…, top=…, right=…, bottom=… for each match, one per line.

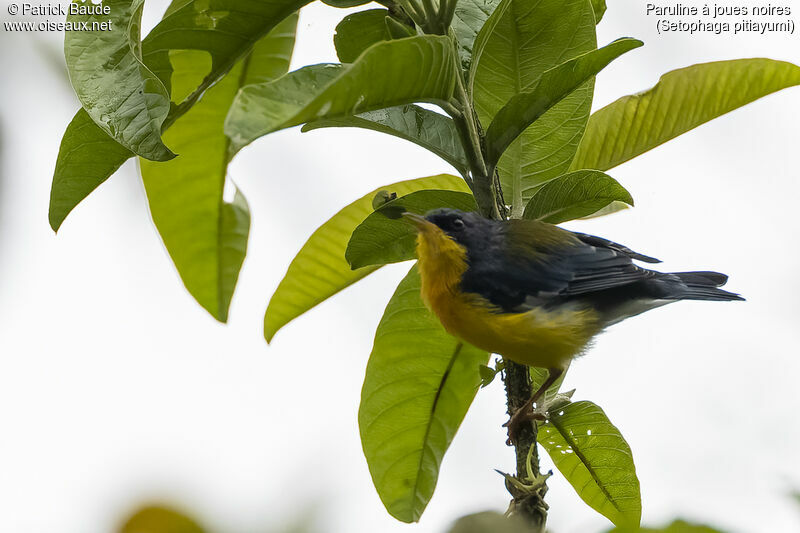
left=504, top=361, right=548, bottom=531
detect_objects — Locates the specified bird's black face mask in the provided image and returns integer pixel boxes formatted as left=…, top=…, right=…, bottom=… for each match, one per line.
left=424, top=209, right=494, bottom=251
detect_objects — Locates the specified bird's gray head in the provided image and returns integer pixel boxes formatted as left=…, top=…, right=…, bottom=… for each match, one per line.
left=424, top=208, right=494, bottom=249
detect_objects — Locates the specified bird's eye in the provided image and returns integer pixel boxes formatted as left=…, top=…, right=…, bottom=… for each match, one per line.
left=452, top=218, right=464, bottom=230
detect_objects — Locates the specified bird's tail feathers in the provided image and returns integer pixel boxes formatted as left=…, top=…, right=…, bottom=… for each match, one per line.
left=672, top=270, right=729, bottom=287
left=667, top=271, right=744, bottom=301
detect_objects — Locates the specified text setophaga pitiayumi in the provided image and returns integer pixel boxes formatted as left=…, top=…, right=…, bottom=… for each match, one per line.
left=401, top=208, right=743, bottom=443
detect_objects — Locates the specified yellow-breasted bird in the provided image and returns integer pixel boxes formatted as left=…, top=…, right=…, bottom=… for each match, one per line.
left=403, top=208, right=743, bottom=443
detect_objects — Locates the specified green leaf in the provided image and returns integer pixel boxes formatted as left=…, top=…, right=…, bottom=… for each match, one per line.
left=539, top=401, right=641, bottom=527
left=303, top=105, right=470, bottom=177
left=225, top=35, right=459, bottom=153
left=50, top=0, right=311, bottom=231
left=264, top=174, right=468, bottom=342
left=346, top=189, right=475, bottom=269
left=529, top=365, right=568, bottom=400
left=591, top=0, right=607, bottom=23
left=385, top=16, right=416, bottom=39
left=522, top=170, right=633, bottom=224
left=360, top=266, right=489, bottom=523
left=240, top=14, right=301, bottom=86
left=65, top=0, right=173, bottom=161
left=579, top=200, right=630, bottom=220
left=451, top=0, right=501, bottom=71
left=334, top=9, right=391, bottom=63
left=218, top=190, right=251, bottom=313
left=49, top=111, right=133, bottom=231
left=478, top=359, right=504, bottom=388
left=478, top=365, right=496, bottom=388
left=142, top=0, right=309, bottom=106
left=471, top=0, right=598, bottom=216
left=571, top=59, right=800, bottom=172
left=139, top=16, right=296, bottom=322
left=120, top=505, right=206, bottom=533
left=485, top=38, right=642, bottom=167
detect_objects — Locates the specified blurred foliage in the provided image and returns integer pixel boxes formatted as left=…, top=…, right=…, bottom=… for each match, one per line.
left=119, top=505, right=727, bottom=533
left=120, top=506, right=206, bottom=533
left=606, top=519, right=724, bottom=533
left=119, top=504, right=319, bottom=533
left=445, top=512, right=725, bottom=533
left=446, top=511, right=530, bottom=533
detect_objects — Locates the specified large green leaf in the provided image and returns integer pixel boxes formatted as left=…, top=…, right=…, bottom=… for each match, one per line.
left=64, top=0, right=173, bottom=161
left=303, top=105, right=470, bottom=176
left=225, top=35, right=459, bottom=153
left=346, top=189, right=475, bottom=269
left=264, top=174, right=468, bottom=342
left=50, top=0, right=311, bottom=231
left=471, top=0, right=597, bottom=216
left=522, top=170, right=633, bottom=224
left=571, top=59, right=800, bottom=172
left=451, top=0, right=501, bottom=71
left=539, top=401, right=641, bottom=527
left=139, top=16, right=296, bottom=322
left=333, top=9, right=391, bottom=63
left=485, top=38, right=642, bottom=167
left=360, top=266, right=488, bottom=522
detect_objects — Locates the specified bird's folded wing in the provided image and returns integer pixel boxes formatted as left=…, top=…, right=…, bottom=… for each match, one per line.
left=571, top=232, right=661, bottom=263
left=460, top=223, right=661, bottom=312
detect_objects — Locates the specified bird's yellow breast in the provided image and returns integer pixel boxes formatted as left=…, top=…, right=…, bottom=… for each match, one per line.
left=415, top=225, right=599, bottom=369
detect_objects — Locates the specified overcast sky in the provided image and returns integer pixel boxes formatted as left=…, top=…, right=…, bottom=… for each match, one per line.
left=1, top=1, right=799, bottom=532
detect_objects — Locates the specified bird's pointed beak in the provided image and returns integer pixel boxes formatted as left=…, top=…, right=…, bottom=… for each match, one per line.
left=402, top=212, right=430, bottom=230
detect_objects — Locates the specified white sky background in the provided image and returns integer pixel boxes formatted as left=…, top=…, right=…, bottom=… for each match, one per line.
left=0, top=1, right=799, bottom=532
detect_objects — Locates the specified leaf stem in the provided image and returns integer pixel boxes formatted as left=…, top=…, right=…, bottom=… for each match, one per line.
left=445, top=39, right=500, bottom=219
left=439, top=0, right=457, bottom=29
left=421, top=0, right=438, bottom=21
left=396, top=0, right=425, bottom=28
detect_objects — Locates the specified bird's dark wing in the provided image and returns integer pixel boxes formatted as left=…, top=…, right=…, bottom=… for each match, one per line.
left=460, top=220, right=661, bottom=311
left=571, top=232, right=661, bottom=264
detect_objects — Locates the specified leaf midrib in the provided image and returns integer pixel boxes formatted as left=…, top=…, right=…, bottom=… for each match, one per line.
left=407, top=342, right=463, bottom=519
left=549, top=412, right=624, bottom=516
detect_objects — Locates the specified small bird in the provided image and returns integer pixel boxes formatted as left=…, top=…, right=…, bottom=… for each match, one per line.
left=403, top=208, right=743, bottom=443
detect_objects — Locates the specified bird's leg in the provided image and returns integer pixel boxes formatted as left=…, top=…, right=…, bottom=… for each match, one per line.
left=504, top=368, right=563, bottom=446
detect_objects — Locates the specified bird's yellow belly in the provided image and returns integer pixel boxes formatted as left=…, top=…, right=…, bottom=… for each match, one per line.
left=413, top=226, right=600, bottom=369
left=425, top=290, right=600, bottom=370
